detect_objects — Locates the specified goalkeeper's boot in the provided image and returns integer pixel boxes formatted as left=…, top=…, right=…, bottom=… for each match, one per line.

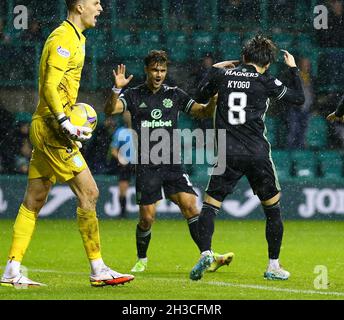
left=207, top=252, right=234, bottom=272
left=90, top=266, right=134, bottom=287
left=131, top=258, right=147, bottom=273
left=189, top=254, right=214, bottom=281
left=264, top=265, right=290, bottom=280
left=0, top=274, right=46, bottom=288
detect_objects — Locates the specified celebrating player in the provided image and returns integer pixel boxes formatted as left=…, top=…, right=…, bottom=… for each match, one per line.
left=189, top=35, right=305, bottom=281
left=105, top=50, right=234, bottom=273
left=0, top=0, right=134, bottom=287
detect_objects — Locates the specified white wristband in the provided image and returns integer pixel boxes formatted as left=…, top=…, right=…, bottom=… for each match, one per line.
left=112, top=86, right=121, bottom=94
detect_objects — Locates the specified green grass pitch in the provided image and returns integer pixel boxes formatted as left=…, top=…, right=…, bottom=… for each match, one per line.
left=0, top=219, right=343, bottom=300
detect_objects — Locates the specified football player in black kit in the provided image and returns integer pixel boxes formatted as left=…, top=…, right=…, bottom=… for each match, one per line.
left=105, top=50, right=234, bottom=273
left=189, top=35, right=305, bottom=281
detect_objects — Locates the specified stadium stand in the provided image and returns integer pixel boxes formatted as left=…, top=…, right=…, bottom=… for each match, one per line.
left=318, top=151, right=343, bottom=179
left=290, top=150, right=318, bottom=178
left=1, top=0, right=344, bottom=178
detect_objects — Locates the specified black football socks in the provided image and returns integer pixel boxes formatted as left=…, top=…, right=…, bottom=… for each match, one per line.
left=136, top=224, right=151, bottom=259
left=187, top=215, right=202, bottom=251
left=263, top=202, right=284, bottom=259
left=119, top=196, right=127, bottom=218
left=198, top=202, right=220, bottom=252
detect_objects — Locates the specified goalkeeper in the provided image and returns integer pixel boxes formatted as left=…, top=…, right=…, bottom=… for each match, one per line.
left=0, top=0, right=134, bottom=287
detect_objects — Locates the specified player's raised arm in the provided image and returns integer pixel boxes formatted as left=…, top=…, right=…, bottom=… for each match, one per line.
left=266, top=50, right=305, bottom=106
left=189, top=61, right=237, bottom=118
left=189, top=94, right=218, bottom=119
left=212, top=60, right=240, bottom=69
left=327, top=94, right=344, bottom=123
left=104, top=64, right=133, bottom=116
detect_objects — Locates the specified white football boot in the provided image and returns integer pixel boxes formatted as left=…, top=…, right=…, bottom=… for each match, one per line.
left=90, top=266, right=134, bottom=287
left=0, top=274, right=46, bottom=287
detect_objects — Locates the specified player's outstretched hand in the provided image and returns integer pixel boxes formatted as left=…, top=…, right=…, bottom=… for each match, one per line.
left=282, top=50, right=297, bottom=68
left=213, top=60, right=240, bottom=69
left=113, top=64, right=133, bottom=89
left=327, top=112, right=344, bottom=123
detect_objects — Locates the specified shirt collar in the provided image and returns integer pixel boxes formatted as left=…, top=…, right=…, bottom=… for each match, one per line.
left=143, top=83, right=164, bottom=95
left=64, top=20, right=86, bottom=41
left=241, top=64, right=258, bottom=71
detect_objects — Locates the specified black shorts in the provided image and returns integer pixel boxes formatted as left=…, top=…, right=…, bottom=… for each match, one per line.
left=117, top=164, right=135, bottom=181
left=136, top=165, right=197, bottom=205
left=206, top=155, right=281, bottom=202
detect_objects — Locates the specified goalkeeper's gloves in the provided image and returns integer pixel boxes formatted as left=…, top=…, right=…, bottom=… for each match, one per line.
left=57, top=114, right=92, bottom=142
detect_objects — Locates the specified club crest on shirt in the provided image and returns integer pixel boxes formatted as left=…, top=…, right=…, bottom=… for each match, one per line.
left=151, top=109, right=162, bottom=120
left=57, top=46, right=70, bottom=58
left=163, top=98, right=173, bottom=108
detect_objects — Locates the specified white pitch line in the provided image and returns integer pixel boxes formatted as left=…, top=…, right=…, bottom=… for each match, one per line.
left=2, top=267, right=344, bottom=297
left=0, top=267, right=87, bottom=276
left=206, top=280, right=344, bottom=297
left=150, top=277, right=344, bottom=297
left=29, top=269, right=88, bottom=275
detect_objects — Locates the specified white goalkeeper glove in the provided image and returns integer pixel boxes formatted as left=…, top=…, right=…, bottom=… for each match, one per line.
left=57, top=114, right=92, bottom=142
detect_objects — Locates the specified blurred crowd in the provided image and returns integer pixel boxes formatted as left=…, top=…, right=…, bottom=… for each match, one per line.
left=0, top=0, right=344, bottom=175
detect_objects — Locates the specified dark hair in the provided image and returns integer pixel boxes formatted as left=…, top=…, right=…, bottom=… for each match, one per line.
left=242, top=35, right=278, bottom=67
left=65, top=0, right=79, bottom=11
left=144, top=50, right=168, bottom=67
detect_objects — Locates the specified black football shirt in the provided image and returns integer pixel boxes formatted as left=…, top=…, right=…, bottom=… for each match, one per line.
left=196, top=64, right=305, bottom=156
left=119, top=83, right=195, bottom=165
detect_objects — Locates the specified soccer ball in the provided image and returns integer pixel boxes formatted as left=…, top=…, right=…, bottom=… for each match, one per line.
left=66, top=102, right=97, bottom=132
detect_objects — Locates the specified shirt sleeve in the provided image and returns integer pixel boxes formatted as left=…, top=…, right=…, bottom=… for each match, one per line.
left=46, top=35, right=72, bottom=72
left=195, top=67, right=221, bottom=103
left=43, top=35, right=73, bottom=116
left=175, top=88, right=195, bottom=114
left=265, top=67, right=305, bottom=105
left=119, top=88, right=134, bottom=113
left=265, top=74, right=288, bottom=100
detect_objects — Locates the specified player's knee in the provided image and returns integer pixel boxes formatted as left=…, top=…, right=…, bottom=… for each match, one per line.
left=139, top=207, right=155, bottom=229
left=79, top=186, right=99, bottom=203
left=139, top=216, right=154, bottom=230
left=180, top=203, right=198, bottom=218
left=23, top=192, right=48, bottom=213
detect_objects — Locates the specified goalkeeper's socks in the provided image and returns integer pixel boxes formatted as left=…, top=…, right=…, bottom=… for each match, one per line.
left=136, top=224, right=151, bottom=259
left=119, top=196, right=127, bottom=217
left=3, top=260, right=21, bottom=278
left=77, top=207, right=102, bottom=261
left=90, top=258, right=106, bottom=275
left=198, top=202, right=220, bottom=252
left=263, top=201, right=284, bottom=260
left=8, top=204, right=38, bottom=263
left=187, top=215, right=202, bottom=251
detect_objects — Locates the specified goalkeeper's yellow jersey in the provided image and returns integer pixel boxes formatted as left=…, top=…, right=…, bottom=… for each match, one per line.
left=33, top=20, right=86, bottom=119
